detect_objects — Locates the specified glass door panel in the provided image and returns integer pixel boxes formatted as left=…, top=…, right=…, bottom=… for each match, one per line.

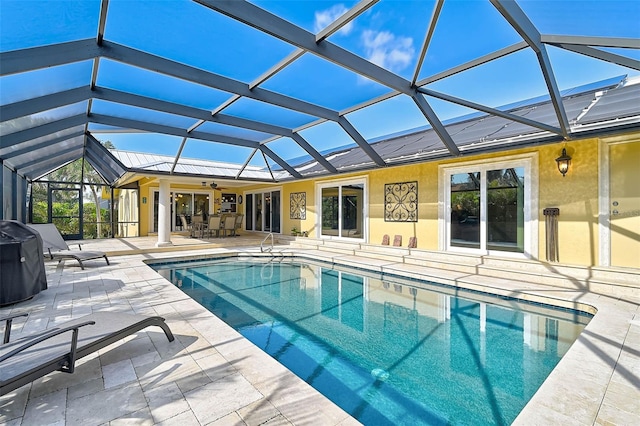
left=246, top=194, right=253, bottom=231
left=175, top=193, right=192, bottom=230
left=486, top=168, right=524, bottom=253
left=255, top=193, right=263, bottom=231
left=450, top=172, right=480, bottom=249
left=271, top=191, right=281, bottom=233
left=264, top=193, right=271, bottom=232
left=194, top=193, right=209, bottom=219
left=341, top=184, right=363, bottom=239
left=322, top=187, right=339, bottom=236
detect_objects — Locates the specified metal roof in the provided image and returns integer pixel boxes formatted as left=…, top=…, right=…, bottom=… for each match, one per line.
left=111, top=149, right=288, bottom=183
left=1, top=0, right=639, bottom=186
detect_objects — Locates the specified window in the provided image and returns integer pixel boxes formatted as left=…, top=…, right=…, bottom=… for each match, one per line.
left=441, top=156, right=537, bottom=257
left=318, top=178, right=366, bottom=240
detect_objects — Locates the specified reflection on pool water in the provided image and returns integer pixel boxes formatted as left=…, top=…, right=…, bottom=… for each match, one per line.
left=153, top=258, right=591, bottom=425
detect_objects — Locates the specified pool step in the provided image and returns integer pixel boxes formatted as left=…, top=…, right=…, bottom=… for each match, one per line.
left=282, top=238, right=638, bottom=297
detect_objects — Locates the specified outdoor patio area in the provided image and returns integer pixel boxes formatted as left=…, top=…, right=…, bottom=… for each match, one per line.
left=0, top=236, right=638, bottom=425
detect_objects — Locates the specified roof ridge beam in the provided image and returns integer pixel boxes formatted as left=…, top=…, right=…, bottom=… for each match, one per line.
left=490, top=0, right=570, bottom=139
left=417, top=87, right=563, bottom=135
left=1, top=86, right=91, bottom=122
left=0, top=114, right=88, bottom=149
left=0, top=39, right=100, bottom=76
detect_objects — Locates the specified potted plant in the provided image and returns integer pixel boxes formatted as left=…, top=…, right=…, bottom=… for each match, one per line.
left=291, top=227, right=299, bottom=236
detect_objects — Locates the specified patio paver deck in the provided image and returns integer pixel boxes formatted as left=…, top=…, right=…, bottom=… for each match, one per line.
left=1, top=236, right=638, bottom=425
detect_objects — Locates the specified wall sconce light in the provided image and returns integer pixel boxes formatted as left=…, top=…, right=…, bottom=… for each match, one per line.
left=202, top=182, right=206, bottom=187
left=555, top=148, right=571, bottom=177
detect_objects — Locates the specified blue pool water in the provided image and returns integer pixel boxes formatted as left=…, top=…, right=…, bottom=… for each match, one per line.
left=153, top=258, right=591, bottom=425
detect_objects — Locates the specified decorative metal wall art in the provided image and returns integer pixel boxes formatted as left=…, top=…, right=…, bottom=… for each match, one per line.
left=290, top=192, right=306, bottom=219
left=385, top=181, right=418, bottom=222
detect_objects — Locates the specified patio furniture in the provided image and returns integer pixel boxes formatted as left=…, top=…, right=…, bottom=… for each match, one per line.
left=179, top=215, right=189, bottom=231
left=190, top=216, right=205, bottom=238
left=222, top=215, right=236, bottom=237
left=208, top=215, right=222, bottom=238
left=233, top=214, right=244, bottom=236
left=26, top=224, right=109, bottom=270
left=0, top=311, right=175, bottom=396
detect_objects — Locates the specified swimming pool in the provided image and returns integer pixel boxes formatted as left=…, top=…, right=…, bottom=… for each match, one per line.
left=152, top=257, right=591, bottom=425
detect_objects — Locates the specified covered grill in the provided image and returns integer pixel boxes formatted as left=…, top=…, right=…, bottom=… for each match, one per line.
left=0, top=221, right=48, bottom=306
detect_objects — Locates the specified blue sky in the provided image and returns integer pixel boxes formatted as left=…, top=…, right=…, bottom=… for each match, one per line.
left=1, top=0, right=639, bottom=167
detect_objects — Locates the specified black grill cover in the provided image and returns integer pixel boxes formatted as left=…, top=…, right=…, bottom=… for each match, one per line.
left=0, top=221, right=48, bottom=306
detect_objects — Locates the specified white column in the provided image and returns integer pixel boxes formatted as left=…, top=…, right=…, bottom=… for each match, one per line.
left=156, top=179, right=173, bottom=247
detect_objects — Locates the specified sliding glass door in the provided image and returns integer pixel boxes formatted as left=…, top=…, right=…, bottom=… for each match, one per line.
left=246, top=190, right=281, bottom=233
left=319, top=179, right=366, bottom=240
left=445, top=159, right=532, bottom=256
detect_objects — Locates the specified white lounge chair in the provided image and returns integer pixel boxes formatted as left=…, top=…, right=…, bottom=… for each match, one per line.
left=26, top=224, right=109, bottom=270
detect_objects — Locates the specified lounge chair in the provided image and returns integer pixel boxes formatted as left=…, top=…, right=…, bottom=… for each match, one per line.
left=26, top=224, right=109, bottom=270
left=0, top=312, right=174, bottom=396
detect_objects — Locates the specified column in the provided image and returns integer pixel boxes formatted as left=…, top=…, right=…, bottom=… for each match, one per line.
left=156, top=179, right=173, bottom=247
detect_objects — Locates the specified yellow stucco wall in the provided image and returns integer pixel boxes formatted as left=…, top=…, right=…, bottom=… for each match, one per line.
left=367, top=163, right=439, bottom=249
left=537, top=139, right=599, bottom=265
left=126, top=131, right=639, bottom=269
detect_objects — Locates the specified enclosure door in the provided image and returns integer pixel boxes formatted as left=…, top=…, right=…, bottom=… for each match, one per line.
left=50, top=187, right=82, bottom=239
left=609, top=141, right=640, bottom=268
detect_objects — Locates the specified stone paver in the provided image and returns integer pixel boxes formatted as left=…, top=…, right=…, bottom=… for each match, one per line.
left=0, top=236, right=638, bottom=425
